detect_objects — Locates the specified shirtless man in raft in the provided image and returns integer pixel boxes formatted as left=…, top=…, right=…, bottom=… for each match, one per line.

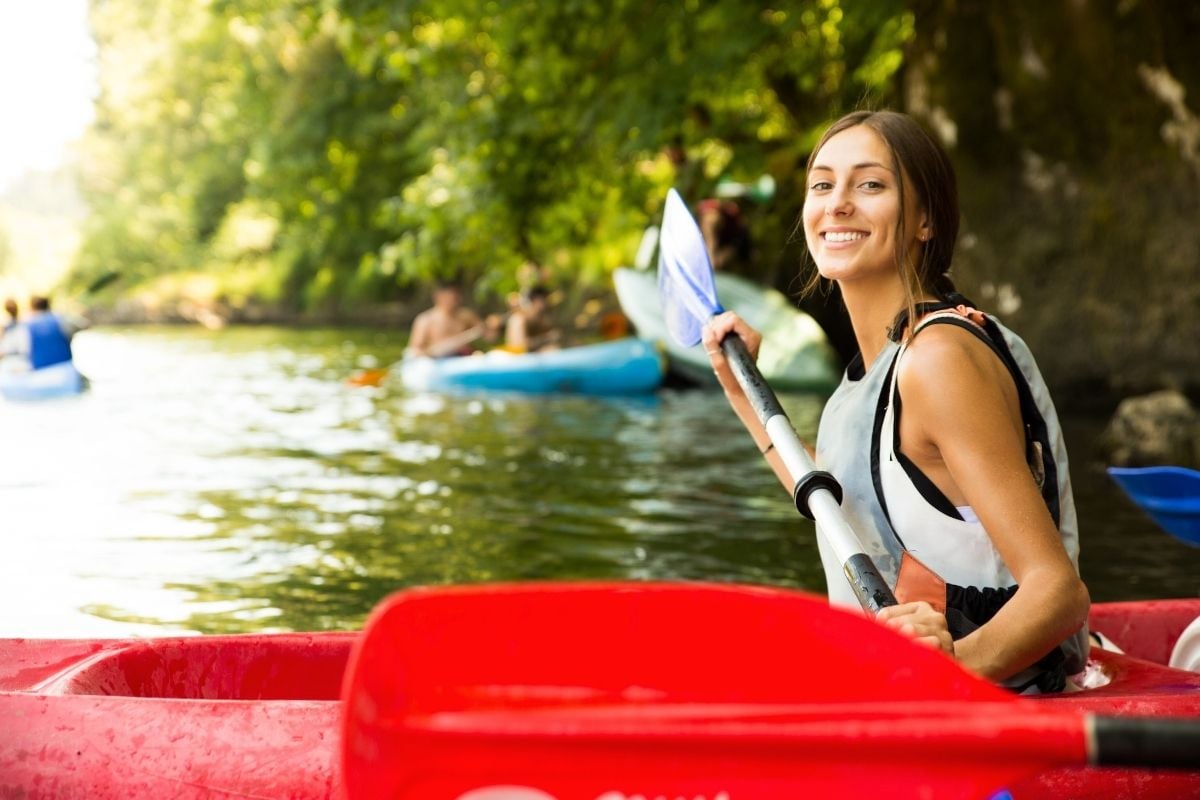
left=406, top=280, right=486, bottom=358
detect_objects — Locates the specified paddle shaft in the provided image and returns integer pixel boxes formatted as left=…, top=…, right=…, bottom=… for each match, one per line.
left=352, top=313, right=508, bottom=384
left=415, top=321, right=489, bottom=359
left=83, top=271, right=120, bottom=296
left=719, top=334, right=897, bottom=613
left=1092, top=715, right=1200, bottom=769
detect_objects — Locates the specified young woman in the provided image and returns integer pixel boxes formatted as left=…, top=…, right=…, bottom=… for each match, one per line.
left=702, top=110, right=1090, bottom=692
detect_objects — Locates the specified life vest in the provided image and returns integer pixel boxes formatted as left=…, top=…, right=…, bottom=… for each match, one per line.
left=815, top=302, right=1086, bottom=693
left=25, top=313, right=73, bottom=369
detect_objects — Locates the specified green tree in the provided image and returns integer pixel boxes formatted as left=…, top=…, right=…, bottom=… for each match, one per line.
left=72, top=0, right=913, bottom=311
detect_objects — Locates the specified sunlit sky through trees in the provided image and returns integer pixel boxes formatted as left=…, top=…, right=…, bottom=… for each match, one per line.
left=0, top=2, right=96, bottom=190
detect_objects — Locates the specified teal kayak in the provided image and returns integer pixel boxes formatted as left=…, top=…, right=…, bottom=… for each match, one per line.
left=0, top=361, right=87, bottom=402
left=398, top=337, right=664, bottom=396
left=613, top=267, right=840, bottom=392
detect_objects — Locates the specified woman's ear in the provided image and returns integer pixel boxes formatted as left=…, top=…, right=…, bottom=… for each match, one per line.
left=916, top=211, right=933, bottom=242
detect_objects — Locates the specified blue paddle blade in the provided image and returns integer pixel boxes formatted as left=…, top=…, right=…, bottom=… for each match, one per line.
left=658, top=188, right=723, bottom=347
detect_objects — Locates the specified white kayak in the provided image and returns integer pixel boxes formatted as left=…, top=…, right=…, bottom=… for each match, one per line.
left=614, top=267, right=840, bottom=392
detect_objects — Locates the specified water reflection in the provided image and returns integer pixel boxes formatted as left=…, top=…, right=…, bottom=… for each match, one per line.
left=0, top=327, right=1194, bottom=637
left=160, top=378, right=826, bottom=633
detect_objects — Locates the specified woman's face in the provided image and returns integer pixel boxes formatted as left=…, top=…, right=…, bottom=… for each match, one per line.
left=802, top=125, right=927, bottom=286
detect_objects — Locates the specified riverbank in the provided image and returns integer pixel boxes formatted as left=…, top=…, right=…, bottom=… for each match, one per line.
left=81, top=275, right=628, bottom=342
left=81, top=282, right=1196, bottom=417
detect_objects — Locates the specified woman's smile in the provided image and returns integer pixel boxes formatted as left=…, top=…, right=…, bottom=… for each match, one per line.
left=821, top=228, right=870, bottom=244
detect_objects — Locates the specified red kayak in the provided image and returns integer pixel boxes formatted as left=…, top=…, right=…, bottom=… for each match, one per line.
left=1, top=585, right=1197, bottom=799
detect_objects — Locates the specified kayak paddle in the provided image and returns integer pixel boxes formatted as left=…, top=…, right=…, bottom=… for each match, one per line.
left=1108, top=465, right=1200, bottom=547
left=340, top=582, right=1200, bottom=800
left=657, top=187, right=895, bottom=612
left=347, top=323, right=489, bottom=387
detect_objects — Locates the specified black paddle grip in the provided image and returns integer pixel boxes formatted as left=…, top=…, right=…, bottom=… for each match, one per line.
left=843, top=553, right=898, bottom=613
left=1093, top=716, right=1200, bottom=769
left=793, top=470, right=843, bottom=520
left=720, top=334, right=785, bottom=425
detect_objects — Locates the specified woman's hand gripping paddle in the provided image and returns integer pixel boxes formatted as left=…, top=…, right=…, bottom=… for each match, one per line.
left=658, top=188, right=895, bottom=612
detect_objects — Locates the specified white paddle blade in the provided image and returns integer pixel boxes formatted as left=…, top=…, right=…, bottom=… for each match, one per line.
left=658, top=189, right=721, bottom=347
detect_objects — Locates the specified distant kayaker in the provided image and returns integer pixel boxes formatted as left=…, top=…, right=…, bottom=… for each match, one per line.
left=0, top=298, right=22, bottom=373
left=704, top=110, right=1090, bottom=693
left=505, top=286, right=560, bottom=353
left=698, top=198, right=752, bottom=273
left=406, top=279, right=489, bottom=358
left=5, top=295, right=87, bottom=370
left=2, top=298, right=17, bottom=332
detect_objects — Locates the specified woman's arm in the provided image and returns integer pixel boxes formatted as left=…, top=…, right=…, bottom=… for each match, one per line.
left=702, top=312, right=799, bottom=491
left=895, top=326, right=1090, bottom=680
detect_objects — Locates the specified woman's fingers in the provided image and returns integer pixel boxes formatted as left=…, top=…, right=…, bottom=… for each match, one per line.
left=702, top=312, right=763, bottom=360
left=701, top=313, right=763, bottom=399
left=877, top=601, right=955, bottom=657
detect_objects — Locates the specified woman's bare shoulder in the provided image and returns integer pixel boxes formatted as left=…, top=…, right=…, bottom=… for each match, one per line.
left=897, top=322, right=1017, bottom=421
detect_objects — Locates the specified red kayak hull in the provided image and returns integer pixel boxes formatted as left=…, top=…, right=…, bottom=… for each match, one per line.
left=1, top=593, right=1197, bottom=799
left=1019, top=599, right=1200, bottom=798
left=0, top=634, right=352, bottom=798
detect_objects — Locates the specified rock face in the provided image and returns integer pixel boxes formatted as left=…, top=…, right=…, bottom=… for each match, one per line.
left=1103, top=390, right=1200, bottom=468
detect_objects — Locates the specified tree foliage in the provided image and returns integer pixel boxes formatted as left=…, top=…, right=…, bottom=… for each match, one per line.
left=74, top=0, right=911, bottom=309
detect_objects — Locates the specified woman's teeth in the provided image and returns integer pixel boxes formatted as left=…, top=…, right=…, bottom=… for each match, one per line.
left=824, top=231, right=867, bottom=242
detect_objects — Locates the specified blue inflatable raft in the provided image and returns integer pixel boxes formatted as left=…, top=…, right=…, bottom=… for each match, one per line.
left=0, top=361, right=88, bottom=402
left=398, top=338, right=663, bottom=396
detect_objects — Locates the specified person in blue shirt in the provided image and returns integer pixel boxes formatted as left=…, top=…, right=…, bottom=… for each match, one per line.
left=5, top=296, right=87, bottom=370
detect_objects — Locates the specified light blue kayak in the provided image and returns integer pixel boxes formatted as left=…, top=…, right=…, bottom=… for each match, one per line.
left=398, top=338, right=664, bottom=396
left=0, top=361, right=88, bottom=402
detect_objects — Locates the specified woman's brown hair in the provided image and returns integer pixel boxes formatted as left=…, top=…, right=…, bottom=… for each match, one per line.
left=798, top=110, right=961, bottom=335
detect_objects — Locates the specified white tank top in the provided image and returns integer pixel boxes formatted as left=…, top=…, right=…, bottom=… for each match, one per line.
left=815, top=310, right=1087, bottom=679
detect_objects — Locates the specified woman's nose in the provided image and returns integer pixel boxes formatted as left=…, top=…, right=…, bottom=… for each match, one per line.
left=826, top=189, right=852, bottom=217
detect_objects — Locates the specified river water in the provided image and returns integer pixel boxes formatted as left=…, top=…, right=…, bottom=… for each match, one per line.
left=0, top=327, right=1194, bottom=637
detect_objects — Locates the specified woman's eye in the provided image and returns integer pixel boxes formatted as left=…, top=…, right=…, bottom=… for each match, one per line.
left=861, top=180, right=886, bottom=190
left=809, top=181, right=833, bottom=191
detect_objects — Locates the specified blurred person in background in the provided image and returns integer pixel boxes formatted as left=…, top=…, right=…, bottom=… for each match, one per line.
left=2, top=298, right=17, bottom=332
left=504, top=286, right=560, bottom=353
left=406, top=279, right=488, bottom=358
left=3, top=295, right=87, bottom=370
left=698, top=198, right=753, bottom=273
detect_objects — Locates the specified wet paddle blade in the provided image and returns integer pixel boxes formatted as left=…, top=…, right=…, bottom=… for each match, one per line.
left=83, top=270, right=121, bottom=296
left=658, top=188, right=722, bottom=347
left=341, top=582, right=1081, bottom=800
left=1107, top=466, right=1200, bottom=546
left=347, top=368, right=389, bottom=387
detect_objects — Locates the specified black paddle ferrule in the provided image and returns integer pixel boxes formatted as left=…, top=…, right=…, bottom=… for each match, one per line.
left=843, top=553, right=898, bottom=613
left=792, top=470, right=843, bottom=520
left=720, top=335, right=785, bottom=425
left=1092, top=716, right=1200, bottom=769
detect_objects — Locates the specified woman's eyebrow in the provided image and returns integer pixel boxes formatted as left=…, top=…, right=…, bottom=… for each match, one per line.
left=809, top=161, right=894, bottom=173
